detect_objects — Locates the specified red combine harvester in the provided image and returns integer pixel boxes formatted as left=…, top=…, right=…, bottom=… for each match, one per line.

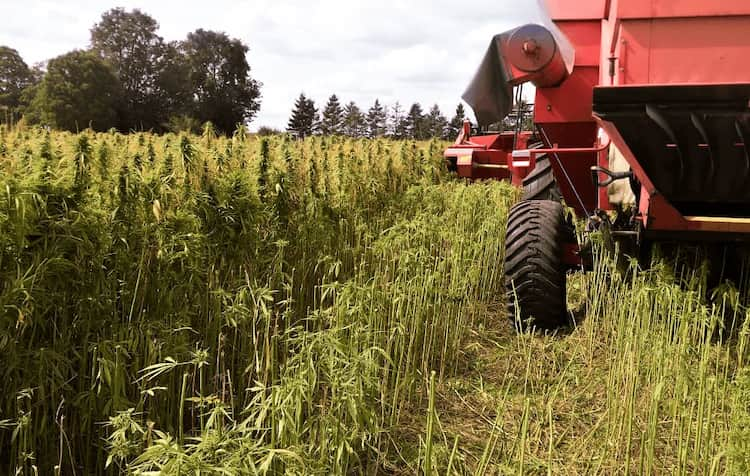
left=445, top=0, right=750, bottom=330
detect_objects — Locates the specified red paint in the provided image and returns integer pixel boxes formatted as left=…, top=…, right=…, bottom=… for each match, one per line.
left=449, top=0, right=750, bottom=238
left=444, top=122, right=533, bottom=186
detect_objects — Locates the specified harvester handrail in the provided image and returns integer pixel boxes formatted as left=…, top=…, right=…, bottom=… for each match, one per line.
left=513, top=139, right=611, bottom=158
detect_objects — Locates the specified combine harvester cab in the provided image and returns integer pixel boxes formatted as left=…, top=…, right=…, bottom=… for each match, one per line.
left=452, top=0, right=750, bottom=330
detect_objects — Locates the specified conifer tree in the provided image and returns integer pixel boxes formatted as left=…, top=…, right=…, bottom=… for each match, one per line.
left=366, top=99, right=387, bottom=138
left=424, top=104, right=448, bottom=139
left=446, top=103, right=467, bottom=139
left=319, top=94, right=344, bottom=135
left=387, top=102, right=409, bottom=139
left=342, top=101, right=366, bottom=138
left=406, top=102, right=426, bottom=140
left=286, top=93, right=318, bottom=138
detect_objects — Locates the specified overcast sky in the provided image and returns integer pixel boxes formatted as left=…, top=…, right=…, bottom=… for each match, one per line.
left=0, top=0, right=543, bottom=130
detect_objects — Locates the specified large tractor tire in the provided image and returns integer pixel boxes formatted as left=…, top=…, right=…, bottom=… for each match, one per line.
left=504, top=200, right=571, bottom=331
left=522, top=154, right=561, bottom=201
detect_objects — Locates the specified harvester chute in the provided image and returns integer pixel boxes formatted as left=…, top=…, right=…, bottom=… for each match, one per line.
left=462, top=24, right=572, bottom=126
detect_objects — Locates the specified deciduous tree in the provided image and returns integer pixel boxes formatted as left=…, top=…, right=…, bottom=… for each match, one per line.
left=180, top=29, right=262, bottom=134
left=90, top=8, right=177, bottom=130
left=26, top=51, right=120, bottom=131
left=0, top=46, right=34, bottom=123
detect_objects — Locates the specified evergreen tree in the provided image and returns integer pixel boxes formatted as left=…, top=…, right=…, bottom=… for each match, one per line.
left=424, top=104, right=448, bottom=139
left=446, top=103, right=467, bottom=140
left=406, top=102, right=426, bottom=140
left=342, top=101, right=366, bottom=138
left=387, top=101, right=409, bottom=139
left=287, top=93, right=318, bottom=138
left=319, top=94, right=344, bottom=135
left=366, top=99, right=387, bottom=138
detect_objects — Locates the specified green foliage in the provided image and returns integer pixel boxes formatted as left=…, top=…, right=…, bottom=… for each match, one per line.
left=91, top=9, right=261, bottom=134
left=2, top=127, right=750, bottom=475
left=26, top=51, right=120, bottom=131
left=728, top=367, right=750, bottom=472
left=407, top=102, right=427, bottom=140
left=90, top=8, right=186, bottom=131
left=287, top=93, right=319, bottom=138
left=0, top=128, right=449, bottom=474
left=180, top=29, right=262, bottom=134
left=0, top=46, right=35, bottom=124
left=342, top=101, right=366, bottom=138
left=446, top=103, right=467, bottom=139
left=424, top=104, right=448, bottom=140
left=319, top=94, right=344, bottom=135
left=366, top=99, right=386, bottom=138
left=7, top=8, right=261, bottom=134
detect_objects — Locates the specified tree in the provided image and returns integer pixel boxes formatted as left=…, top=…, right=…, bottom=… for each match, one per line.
left=342, top=101, right=366, bottom=138
left=501, top=98, right=533, bottom=132
left=319, top=94, right=344, bottom=135
left=406, top=103, right=426, bottom=140
left=287, top=93, right=318, bottom=138
left=256, top=126, right=282, bottom=136
left=424, top=104, right=448, bottom=139
left=156, top=42, right=193, bottom=126
left=26, top=51, right=120, bottom=131
left=90, top=8, right=178, bottom=130
left=446, top=103, right=467, bottom=140
left=366, top=99, right=387, bottom=138
left=388, top=102, right=409, bottom=139
left=0, top=46, right=34, bottom=123
left=180, top=29, right=262, bottom=134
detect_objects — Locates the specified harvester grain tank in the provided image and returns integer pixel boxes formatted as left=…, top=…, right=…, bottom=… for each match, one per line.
left=448, top=0, right=750, bottom=330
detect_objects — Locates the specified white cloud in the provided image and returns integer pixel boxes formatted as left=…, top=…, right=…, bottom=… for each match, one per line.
left=0, top=0, right=544, bottom=129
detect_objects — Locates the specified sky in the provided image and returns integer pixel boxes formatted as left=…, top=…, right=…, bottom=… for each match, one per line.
left=0, top=0, right=544, bottom=130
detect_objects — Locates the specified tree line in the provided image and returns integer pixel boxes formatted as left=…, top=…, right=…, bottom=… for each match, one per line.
left=0, top=8, right=261, bottom=134
left=285, top=93, right=467, bottom=140
left=0, top=8, right=472, bottom=139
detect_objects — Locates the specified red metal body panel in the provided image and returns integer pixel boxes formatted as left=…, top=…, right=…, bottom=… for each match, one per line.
left=615, top=17, right=750, bottom=86
left=535, top=68, right=598, bottom=123
left=613, top=0, right=750, bottom=19
left=537, top=122, right=598, bottom=215
left=444, top=124, right=533, bottom=186
left=533, top=18, right=602, bottom=217
left=542, top=0, right=607, bottom=21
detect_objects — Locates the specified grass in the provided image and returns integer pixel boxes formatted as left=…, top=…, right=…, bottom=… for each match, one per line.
left=1, top=124, right=749, bottom=474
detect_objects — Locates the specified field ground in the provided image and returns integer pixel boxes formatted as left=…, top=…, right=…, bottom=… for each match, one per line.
left=0, top=126, right=749, bottom=474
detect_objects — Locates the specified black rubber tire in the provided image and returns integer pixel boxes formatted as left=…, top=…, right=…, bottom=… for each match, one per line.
left=504, top=200, right=571, bottom=331
left=522, top=154, right=561, bottom=201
